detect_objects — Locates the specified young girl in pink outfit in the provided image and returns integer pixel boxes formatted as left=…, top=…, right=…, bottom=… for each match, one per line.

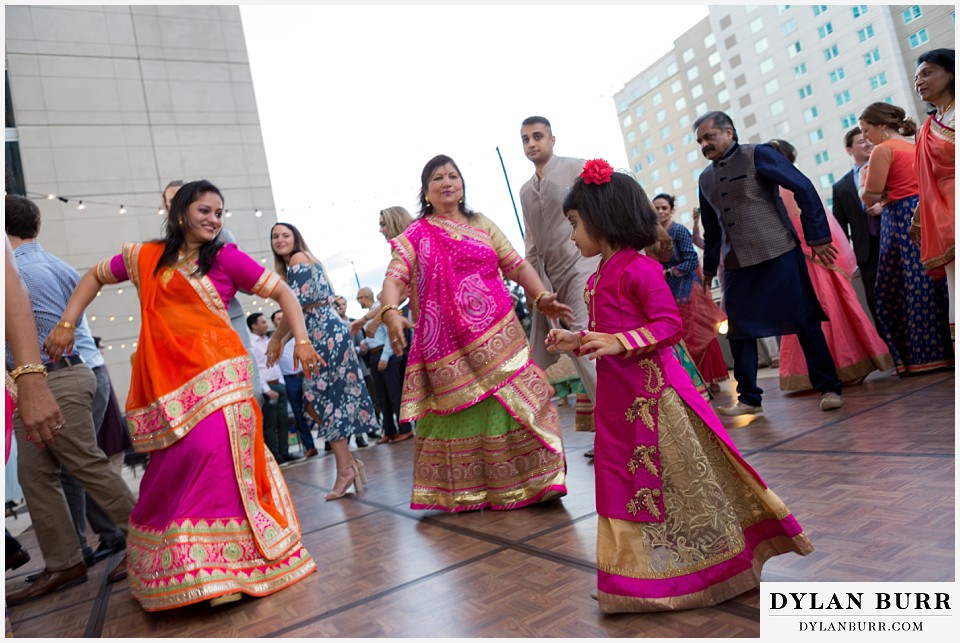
left=546, top=160, right=813, bottom=613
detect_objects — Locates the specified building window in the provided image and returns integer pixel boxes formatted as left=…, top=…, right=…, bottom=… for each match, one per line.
left=630, top=88, right=641, bottom=100
left=778, top=5, right=791, bottom=15
left=691, top=168, right=702, bottom=182
left=687, top=150, right=698, bottom=162
left=884, top=96, right=894, bottom=104
left=671, top=79, right=682, bottom=93
left=812, top=5, right=827, bottom=16
left=819, top=172, right=835, bottom=189
left=909, top=29, right=930, bottom=48
left=675, top=97, right=687, bottom=110
left=835, top=90, right=852, bottom=106
left=869, top=72, right=888, bottom=89
left=852, top=5, right=868, bottom=18
left=705, top=32, right=716, bottom=47
left=744, top=113, right=758, bottom=128
left=618, top=100, right=630, bottom=113
left=740, top=94, right=753, bottom=108
left=803, top=106, right=819, bottom=122
left=656, top=109, right=667, bottom=122
left=717, top=88, right=730, bottom=103
left=864, top=48, right=881, bottom=66
left=809, top=128, right=825, bottom=144
left=660, top=125, right=671, bottom=139
left=630, top=146, right=639, bottom=158
left=770, top=99, right=785, bottom=115
left=665, top=143, right=675, bottom=155
left=672, top=177, right=684, bottom=190
left=794, top=62, right=808, bottom=78
left=622, top=115, right=633, bottom=127
left=633, top=162, right=643, bottom=173
left=857, top=25, right=875, bottom=42
left=679, top=115, right=690, bottom=128
left=646, top=153, right=656, bottom=165
left=782, top=19, right=797, bottom=35
left=708, top=52, right=721, bottom=67
left=902, top=5, right=922, bottom=24
left=648, top=75, right=660, bottom=88
left=760, top=57, right=774, bottom=74
left=634, top=104, right=645, bottom=117
left=730, top=54, right=742, bottom=68
left=666, top=62, right=678, bottom=76
left=691, top=83, right=704, bottom=99
left=627, top=131, right=637, bottom=143
left=787, top=41, right=802, bottom=58
left=652, top=92, right=662, bottom=105
left=824, top=44, right=839, bottom=61
left=677, top=194, right=689, bottom=207
left=750, top=17, right=764, bottom=33
left=775, top=120, right=791, bottom=136
left=650, top=169, right=661, bottom=181
left=829, top=68, right=846, bottom=83
left=682, top=132, right=694, bottom=145
left=643, top=137, right=652, bottom=149
left=765, top=79, right=780, bottom=95
left=841, top=113, right=857, bottom=128
left=687, top=66, right=700, bottom=81
left=682, top=47, right=695, bottom=63
left=713, top=70, right=725, bottom=85
left=639, top=121, right=649, bottom=133
left=799, top=84, right=814, bottom=99
left=695, top=101, right=708, bottom=115
left=755, top=37, right=769, bottom=54
left=815, top=150, right=830, bottom=165
left=668, top=159, right=679, bottom=172
left=818, top=22, right=834, bottom=38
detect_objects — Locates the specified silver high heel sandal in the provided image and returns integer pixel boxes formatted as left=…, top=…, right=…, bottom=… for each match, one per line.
left=325, top=465, right=359, bottom=500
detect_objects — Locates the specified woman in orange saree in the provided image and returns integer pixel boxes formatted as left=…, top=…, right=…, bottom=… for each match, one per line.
left=46, top=180, right=319, bottom=611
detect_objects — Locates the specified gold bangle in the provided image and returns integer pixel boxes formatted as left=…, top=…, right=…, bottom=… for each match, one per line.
left=534, top=291, right=550, bottom=312
left=295, top=339, right=312, bottom=346
left=10, top=364, right=48, bottom=380
left=378, top=304, right=399, bottom=323
left=56, top=320, right=74, bottom=330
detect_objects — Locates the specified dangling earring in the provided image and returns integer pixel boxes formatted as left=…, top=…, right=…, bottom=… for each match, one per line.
left=425, top=197, right=431, bottom=205
left=178, top=216, right=184, bottom=226
left=459, top=197, right=464, bottom=204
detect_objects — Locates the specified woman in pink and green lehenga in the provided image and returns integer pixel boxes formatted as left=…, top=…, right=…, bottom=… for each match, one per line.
left=378, top=155, right=571, bottom=512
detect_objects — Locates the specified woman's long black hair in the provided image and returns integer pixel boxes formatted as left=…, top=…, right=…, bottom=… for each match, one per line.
left=153, top=179, right=225, bottom=277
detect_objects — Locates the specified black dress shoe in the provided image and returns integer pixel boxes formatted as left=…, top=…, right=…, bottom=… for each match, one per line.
left=284, top=453, right=304, bottom=462
left=106, top=555, right=128, bottom=583
left=355, top=436, right=368, bottom=448
left=584, top=448, right=594, bottom=459
left=7, top=562, right=88, bottom=606
left=90, top=540, right=126, bottom=565
left=6, top=548, right=29, bottom=571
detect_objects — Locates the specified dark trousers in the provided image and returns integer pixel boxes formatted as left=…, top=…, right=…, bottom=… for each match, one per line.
left=859, top=234, right=881, bottom=326
left=730, top=324, right=841, bottom=407
left=369, top=355, right=412, bottom=438
left=282, top=373, right=315, bottom=451
left=261, top=381, right=290, bottom=461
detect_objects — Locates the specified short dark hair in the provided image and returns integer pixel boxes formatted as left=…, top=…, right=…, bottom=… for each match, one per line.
left=521, top=115, right=552, bottom=131
left=692, top=110, right=739, bottom=143
left=270, top=310, right=282, bottom=324
left=651, top=193, right=675, bottom=210
left=843, top=126, right=862, bottom=149
left=766, top=139, right=798, bottom=164
left=916, top=48, right=955, bottom=103
left=5, top=195, right=41, bottom=239
left=246, top=312, right=264, bottom=330
left=562, top=172, right=659, bottom=251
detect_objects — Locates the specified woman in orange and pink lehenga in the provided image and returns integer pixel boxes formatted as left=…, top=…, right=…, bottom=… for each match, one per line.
left=766, top=140, right=894, bottom=389
left=47, top=180, right=318, bottom=611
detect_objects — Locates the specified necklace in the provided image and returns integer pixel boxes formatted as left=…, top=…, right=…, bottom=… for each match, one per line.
left=160, top=249, right=199, bottom=287
left=937, top=100, right=955, bottom=128
left=584, top=257, right=606, bottom=331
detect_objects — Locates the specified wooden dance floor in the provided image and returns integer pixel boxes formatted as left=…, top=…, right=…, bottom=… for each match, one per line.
left=5, top=367, right=954, bottom=637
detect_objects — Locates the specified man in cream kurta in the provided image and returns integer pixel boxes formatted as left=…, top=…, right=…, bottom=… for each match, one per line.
left=518, top=116, right=598, bottom=435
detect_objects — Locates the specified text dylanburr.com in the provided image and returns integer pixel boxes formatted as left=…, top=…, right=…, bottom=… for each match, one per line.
left=761, top=583, right=954, bottom=639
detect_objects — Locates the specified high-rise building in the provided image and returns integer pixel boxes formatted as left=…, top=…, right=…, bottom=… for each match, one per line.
left=5, top=5, right=280, bottom=404
left=614, top=4, right=955, bottom=228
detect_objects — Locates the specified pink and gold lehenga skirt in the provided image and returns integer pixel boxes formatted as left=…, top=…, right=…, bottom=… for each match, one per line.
left=127, top=402, right=316, bottom=611
left=596, top=389, right=812, bottom=613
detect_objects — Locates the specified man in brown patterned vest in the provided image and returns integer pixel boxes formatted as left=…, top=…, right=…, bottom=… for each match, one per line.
left=693, top=111, right=844, bottom=416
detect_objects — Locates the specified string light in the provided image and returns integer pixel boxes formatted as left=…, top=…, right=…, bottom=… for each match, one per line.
left=117, top=289, right=123, bottom=294
left=109, top=315, right=115, bottom=321
left=254, top=209, right=262, bottom=218
left=225, top=210, right=232, bottom=218
left=27, top=191, right=271, bottom=219
left=77, top=200, right=86, bottom=210
left=91, top=315, right=97, bottom=321
left=127, top=316, right=134, bottom=321
left=118, top=205, right=126, bottom=214
left=47, top=194, right=55, bottom=200
left=158, top=207, right=165, bottom=216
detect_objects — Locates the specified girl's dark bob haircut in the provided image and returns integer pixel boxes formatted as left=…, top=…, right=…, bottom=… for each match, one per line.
left=562, top=172, right=659, bottom=251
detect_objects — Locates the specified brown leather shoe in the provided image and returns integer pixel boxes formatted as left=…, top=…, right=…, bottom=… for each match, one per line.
left=304, top=448, right=319, bottom=458
left=106, top=555, right=128, bottom=583
left=5, top=548, right=30, bottom=571
left=375, top=435, right=393, bottom=445
left=7, top=562, right=87, bottom=606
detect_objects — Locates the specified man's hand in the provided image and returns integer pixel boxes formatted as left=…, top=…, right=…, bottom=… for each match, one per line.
left=702, top=273, right=715, bottom=294
left=265, top=389, right=279, bottom=402
left=378, top=359, right=387, bottom=372
left=865, top=202, right=883, bottom=217
left=810, top=243, right=838, bottom=267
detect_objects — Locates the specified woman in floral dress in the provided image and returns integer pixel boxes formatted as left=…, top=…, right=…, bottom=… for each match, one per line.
left=269, top=222, right=380, bottom=499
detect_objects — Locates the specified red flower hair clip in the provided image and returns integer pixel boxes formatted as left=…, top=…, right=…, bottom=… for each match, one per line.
left=581, top=159, right=614, bottom=185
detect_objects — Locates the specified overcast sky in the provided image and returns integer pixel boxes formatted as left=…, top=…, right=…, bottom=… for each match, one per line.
left=241, top=3, right=709, bottom=318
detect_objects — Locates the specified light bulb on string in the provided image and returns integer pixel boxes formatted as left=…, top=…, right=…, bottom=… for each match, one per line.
left=158, top=207, right=165, bottom=216
left=225, top=210, right=232, bottom=218
left=128, top=316, right=134, bottom=321
left=118, top=289, right=123, bottom=294
left=77, top=201, right=86, bottom=210
left=119, top=205, right=127, bottom=214
left=109, top=316, right=115, bottom=321
left=47, top=194, right=55, bottom=200
left=254, top=209, right=262, bottom=218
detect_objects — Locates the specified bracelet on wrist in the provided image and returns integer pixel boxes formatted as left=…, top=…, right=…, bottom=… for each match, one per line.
left=295, top=339, right=312, bottom=346
left=56, top=320, right=74, bottom=330
left=534, top=291, right=551, bottom=312
left=378, top=304, right=400, bottom=324
left=10, top=363, right=48, bottom=380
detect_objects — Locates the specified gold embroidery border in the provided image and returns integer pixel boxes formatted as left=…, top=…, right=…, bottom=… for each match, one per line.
left=95, top=258, right=118, bottom=285
left=122, top=242, right=143, bottom=289
left=176, top=262, right=231, bottom=326
left=250, top=270, right=282, bottom=299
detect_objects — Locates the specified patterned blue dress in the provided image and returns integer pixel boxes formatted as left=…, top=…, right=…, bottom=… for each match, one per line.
left=286, top=262, right=380, bottom=440
left=874, top=195, right=953, bottom=373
